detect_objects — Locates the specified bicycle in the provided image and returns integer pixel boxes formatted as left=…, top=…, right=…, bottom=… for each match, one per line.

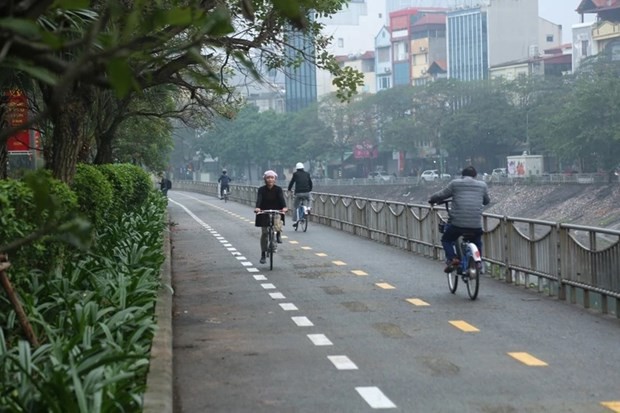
left=222, top=187, right=229, bottom=203
left=294, top=198, right=309, bottom=232
left=256, top=210, right=281, bottom=270
left=434, top=200, right=482, bottom=300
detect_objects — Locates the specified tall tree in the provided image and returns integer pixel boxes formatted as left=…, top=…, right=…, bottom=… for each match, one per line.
left=1, top=0, right=362, bottom=182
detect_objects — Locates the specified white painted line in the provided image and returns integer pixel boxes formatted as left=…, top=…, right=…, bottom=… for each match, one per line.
left=215, top=236, right=224, bottom=240
left=279, top=303, right=298, bottom=311
left=241, top=262, right=252, bottom=267
left=355, top=387, right=397, bottom=409
left=227, top=247, right=237, bottom=251
left=292, top=316, right=313, bottom=327
left=253, top=275, right=267, bottom=281
left=223, top=243, right=232, bottom=247
left=246, top=268, right=259, bottom=273
left=307, top=334, right=333, bottom=346
left=269, top=292, right=286, bottom=299
left=327, top=355, right=358, bottom=370
left=261, top=283, right=276, bottom=290
left=219, top=240, right=227, bottom=243
left=235, top=256, right=247, bottom=260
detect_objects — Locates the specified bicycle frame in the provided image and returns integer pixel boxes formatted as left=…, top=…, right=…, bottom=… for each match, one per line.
left=257, top=209, right=282, bottom=270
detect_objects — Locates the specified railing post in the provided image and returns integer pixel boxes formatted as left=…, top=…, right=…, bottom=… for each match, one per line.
left=503, top=216, right=512, bottom=282
left=557, top=224, right=565, bottom=301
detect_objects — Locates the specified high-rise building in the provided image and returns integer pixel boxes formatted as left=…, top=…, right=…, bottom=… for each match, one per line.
left=447, top=0, right=539, bottom=81
left=284, top=28, right=317, bottom=112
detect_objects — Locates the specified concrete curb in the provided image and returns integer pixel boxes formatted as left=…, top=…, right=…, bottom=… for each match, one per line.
left=143, top=214, right=173, bottom=413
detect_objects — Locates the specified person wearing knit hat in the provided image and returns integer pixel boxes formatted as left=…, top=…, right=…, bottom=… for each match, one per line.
left=254, top=170, right=288, bottom=264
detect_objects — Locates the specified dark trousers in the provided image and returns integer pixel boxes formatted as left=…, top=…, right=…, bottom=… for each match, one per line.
left=441, top=224, right=483, bottom=262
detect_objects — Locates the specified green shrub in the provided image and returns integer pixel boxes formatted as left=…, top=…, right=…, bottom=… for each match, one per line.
left=0, top=192, right=167, bottom=412
left=97, top=164, right=133, bottom=221
left=71, top=164, right=114, bottom=229
left=114, top=164, right=153, bottom=212
left=0, top=170, right=79, bottom=277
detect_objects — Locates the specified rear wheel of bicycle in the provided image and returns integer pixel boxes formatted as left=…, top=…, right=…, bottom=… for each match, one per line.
left=301, top=217, right=308, bottom=232
left=466, top=257, right=480, bottom=300
left=447, top=268, right=458, bottom=293
left=224, top=190, right=228, bottom=203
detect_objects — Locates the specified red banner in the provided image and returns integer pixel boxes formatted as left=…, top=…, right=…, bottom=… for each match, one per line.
left=353, top=142, right=378, bottom=159
left=5, top=89, right=30, bottom=152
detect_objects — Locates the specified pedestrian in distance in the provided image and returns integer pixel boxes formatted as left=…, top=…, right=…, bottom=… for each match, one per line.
left=287, top=162, right=313, bottom=228
left=254, top=170, right=288, bottom=264
left=160, top=174, right=172, bottom=197
left=428, top=166, right=490, bottom=273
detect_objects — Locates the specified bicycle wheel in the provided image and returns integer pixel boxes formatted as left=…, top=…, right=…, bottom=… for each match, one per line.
left=301, top=217, right=308, bottom=232
left=465, top=257, right=480, bottom=300
left=223, top=190, right=228, bottom=203
left=447, top=268, right=458, bottom=293
left=268, top=228, right=274, bottom=270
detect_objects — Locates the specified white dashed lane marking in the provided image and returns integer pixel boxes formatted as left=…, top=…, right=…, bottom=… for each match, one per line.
left=327, top=355, right=358, bottom=370
left=279, top=303, right=298, bottom=311
left=355, top=387, right=397, bottom=409
left=291, top=316, right=314, bottom=327
left=307, top=334, right=333, bottom=346
left=269, top=292, right=286, bottom=299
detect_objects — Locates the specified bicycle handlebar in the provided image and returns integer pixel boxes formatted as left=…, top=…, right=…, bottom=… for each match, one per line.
left=256, top=209, right=284, bottom=214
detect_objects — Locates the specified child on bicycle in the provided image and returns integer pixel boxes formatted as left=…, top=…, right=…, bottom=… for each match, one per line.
left=428, top=166, right=490, bottom=273
left=254, top=170, right=288, bottom=264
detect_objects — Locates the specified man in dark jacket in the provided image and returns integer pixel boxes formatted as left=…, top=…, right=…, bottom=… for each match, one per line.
left=255, top=170, right=288, bottom=264
left=218, top=169, right=231, bottom=199
left=429, top=166, right=490, bottom=273
left=287, top=162, right=313, bottom=228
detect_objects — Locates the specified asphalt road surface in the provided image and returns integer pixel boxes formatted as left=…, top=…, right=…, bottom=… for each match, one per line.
left=168, top=190, right=620, bottom=413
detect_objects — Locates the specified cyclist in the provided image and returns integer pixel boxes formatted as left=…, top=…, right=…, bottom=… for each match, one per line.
left=287, top=162, right=313, bottom=229
left=428, top=166, right=490, bottom=273
left=254, top=170, right=288, bottom=264
left=218, top=169, right=231, bottom=199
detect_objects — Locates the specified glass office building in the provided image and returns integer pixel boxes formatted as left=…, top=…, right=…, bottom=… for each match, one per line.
left=284, top=29, right=317, bottom=113
left=447, top=7, right=488, bottom=81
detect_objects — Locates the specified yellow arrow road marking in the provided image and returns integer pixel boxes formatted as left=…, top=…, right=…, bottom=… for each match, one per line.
left=507, top=352, right=548, bottom=366
left=449, top=320, right=480, bottom=332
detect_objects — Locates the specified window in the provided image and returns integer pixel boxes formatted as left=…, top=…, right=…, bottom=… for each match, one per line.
left=546, top=35, right=554, bottom=42
left=379, top=76, right=391, bottom=90
left=582, top=40, right=589, bottom=57
left=337, top=38, right=344, bottom=48
left=378, top=47, right=390, bottom=63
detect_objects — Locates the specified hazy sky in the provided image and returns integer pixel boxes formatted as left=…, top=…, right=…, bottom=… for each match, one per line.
left=538, top=0, right=594, bottom=43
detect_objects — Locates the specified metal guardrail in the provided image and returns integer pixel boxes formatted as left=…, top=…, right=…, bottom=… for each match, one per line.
left=233, top=172, right=619, bottom=187
left=175, top=181, right=620, bottom=317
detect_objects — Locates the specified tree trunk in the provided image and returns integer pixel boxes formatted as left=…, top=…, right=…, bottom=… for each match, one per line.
left=47, top=87, right=92, bottom=184
left=94, top=133, right=113, bottom=164
left=0, top=144, right=6, bottom=179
